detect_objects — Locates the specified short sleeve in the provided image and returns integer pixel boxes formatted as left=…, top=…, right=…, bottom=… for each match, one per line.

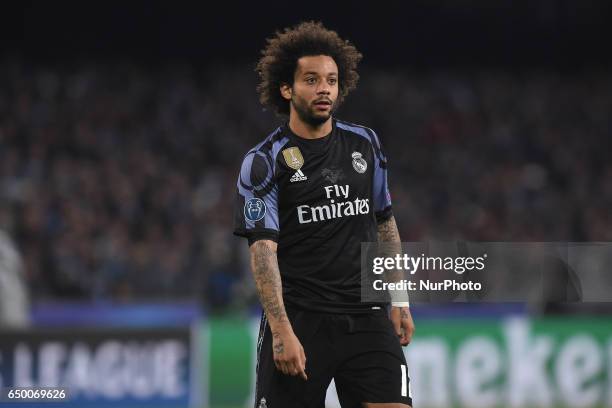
left=233, top=151, right=280, bottom=244
left=370, top=130, right=393, bottom=224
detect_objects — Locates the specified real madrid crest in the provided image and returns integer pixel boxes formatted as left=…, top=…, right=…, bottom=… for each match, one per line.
left=282, top=147, right=304, bottom=170
left=351, top=151, right=367, bottom=174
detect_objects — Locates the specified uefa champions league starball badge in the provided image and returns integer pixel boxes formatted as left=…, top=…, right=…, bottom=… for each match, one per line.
left=351, top=151, right=367, bottom=173
left=244, top=197, right=266, bottom=222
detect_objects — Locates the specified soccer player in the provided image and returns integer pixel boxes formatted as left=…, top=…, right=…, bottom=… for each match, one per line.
left=234, top=21, right=414, bottom=408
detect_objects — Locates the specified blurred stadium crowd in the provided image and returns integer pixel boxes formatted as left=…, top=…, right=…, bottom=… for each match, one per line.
left=1, top=59, right=611, bottom=308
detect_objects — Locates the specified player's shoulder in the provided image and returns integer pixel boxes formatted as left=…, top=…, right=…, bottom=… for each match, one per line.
left=244, top=126, right=285, bottom=155
left=335, top=118, right=382, bottom=148
left=238, top=126, right=290, bottom=184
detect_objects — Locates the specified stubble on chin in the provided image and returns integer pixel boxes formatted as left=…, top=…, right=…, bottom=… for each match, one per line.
left=292, top=98, right=333, bottom=126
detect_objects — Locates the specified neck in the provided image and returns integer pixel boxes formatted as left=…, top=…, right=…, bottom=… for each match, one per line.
left=288, top=114, right=333, bottom=140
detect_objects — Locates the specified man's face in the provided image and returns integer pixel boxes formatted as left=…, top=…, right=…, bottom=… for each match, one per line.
left=285, top=55, right=339, bottom=126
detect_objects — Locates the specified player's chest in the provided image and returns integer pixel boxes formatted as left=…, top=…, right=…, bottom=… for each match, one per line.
left=275, top=140, right=373, bottom=206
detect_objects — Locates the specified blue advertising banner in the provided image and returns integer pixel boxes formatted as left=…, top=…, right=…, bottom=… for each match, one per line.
left=0, top=327, right=201, bottom=408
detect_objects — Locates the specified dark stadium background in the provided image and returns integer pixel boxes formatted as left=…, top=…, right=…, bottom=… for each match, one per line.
left=4, top=1, right=612, bottom=68
left=1, top=2, right=611, bottom=408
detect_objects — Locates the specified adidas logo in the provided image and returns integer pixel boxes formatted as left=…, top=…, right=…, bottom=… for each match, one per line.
left=290, top=169, right=308, bottom=183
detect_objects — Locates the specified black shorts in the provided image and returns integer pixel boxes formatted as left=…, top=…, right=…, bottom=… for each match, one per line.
left=254, top=307, right=412, bottom=408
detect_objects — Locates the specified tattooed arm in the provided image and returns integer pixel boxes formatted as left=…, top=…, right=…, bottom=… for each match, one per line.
left=377, top=215, right=401, bottom=243
left=249, top=240, right=307, bottom=380
left=377, top=215, right=404, bottom=295
left=378, top=216, right=415, bottom=345
left=250, top=240, right=288, bottom=325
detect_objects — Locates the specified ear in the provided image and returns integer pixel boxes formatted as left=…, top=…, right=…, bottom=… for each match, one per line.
left=280, top=83, right=292, bottom=101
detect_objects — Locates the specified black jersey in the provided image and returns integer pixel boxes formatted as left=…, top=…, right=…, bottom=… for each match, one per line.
left=233, top=118, right=393, bottom=313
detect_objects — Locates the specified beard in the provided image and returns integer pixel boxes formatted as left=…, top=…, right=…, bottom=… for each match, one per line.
left=291, top=94, right=334, bottom=127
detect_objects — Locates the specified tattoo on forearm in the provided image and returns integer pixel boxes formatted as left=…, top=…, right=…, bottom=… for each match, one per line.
left=377, top=216, right=401, bottom=242
left=400, top=309, right=410, bottom=319
left=251, top=241, right=288, bottom=324
left=378, top=216, right=402, bottom=272
left=378, top=216, right=407, bottom=302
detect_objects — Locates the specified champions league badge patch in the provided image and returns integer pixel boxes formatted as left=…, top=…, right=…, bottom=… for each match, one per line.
left=351, top=151, right=367, bottom=174
left=244, top=198, right=266, bottom=222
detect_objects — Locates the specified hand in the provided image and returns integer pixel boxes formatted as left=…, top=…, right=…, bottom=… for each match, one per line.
left=271, top=324, right=308, bottom=380
left=390, top=306, right=415, bottom=346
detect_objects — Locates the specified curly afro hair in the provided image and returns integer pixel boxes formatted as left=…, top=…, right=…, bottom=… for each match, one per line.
left=255, top=21, right=362, bottom=116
